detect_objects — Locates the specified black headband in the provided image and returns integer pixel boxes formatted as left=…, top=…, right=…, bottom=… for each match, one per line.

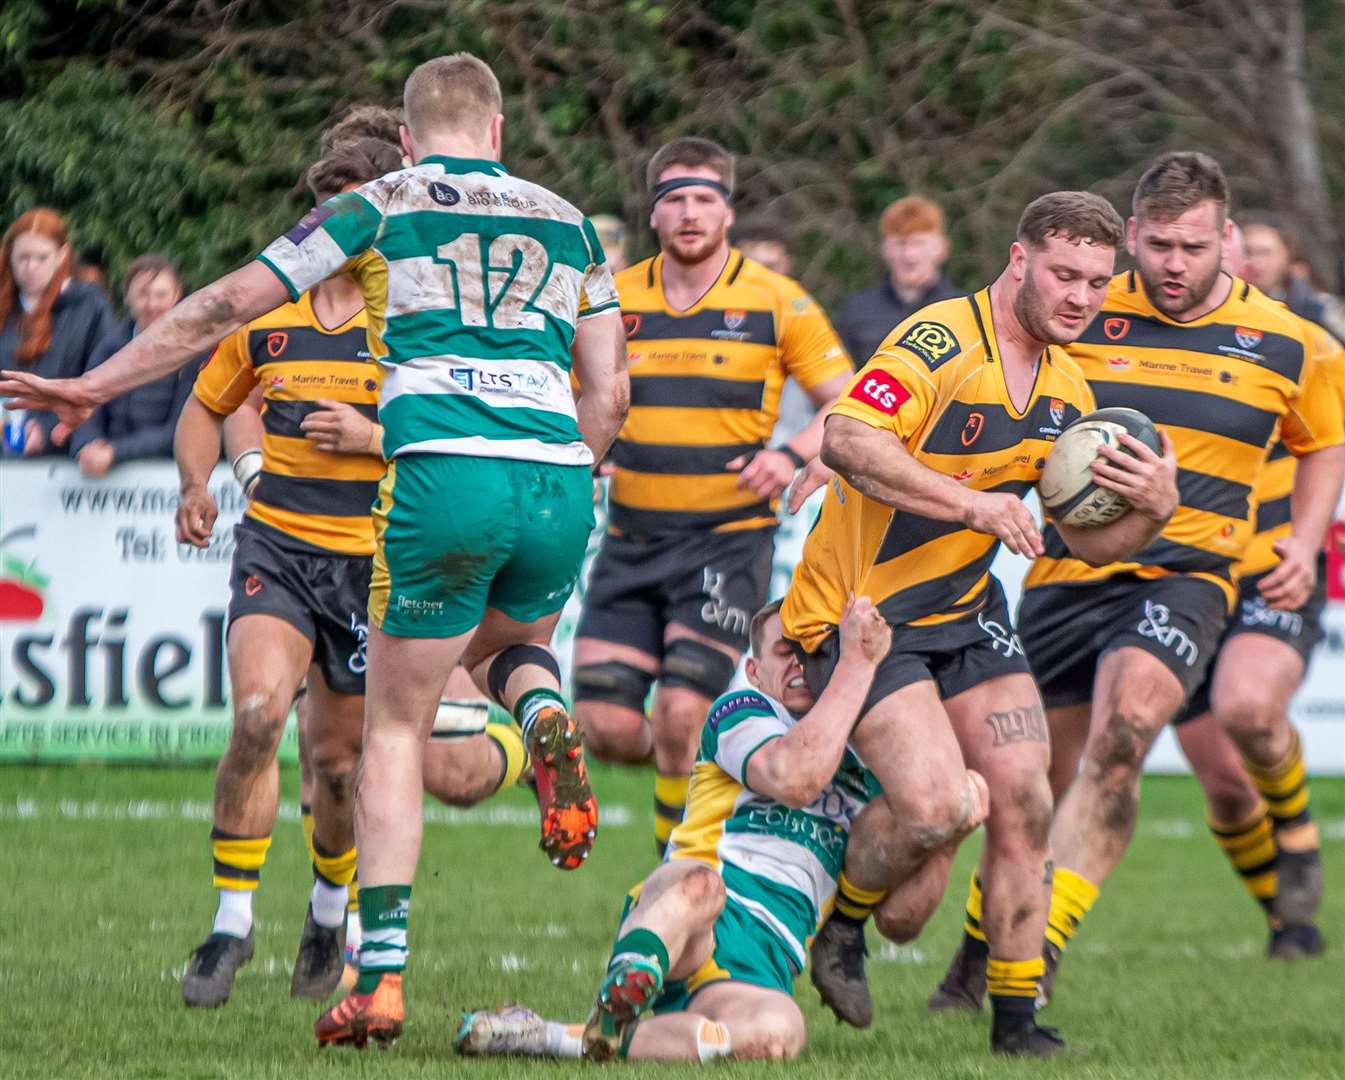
left=651, top=176, right=732, bottom=205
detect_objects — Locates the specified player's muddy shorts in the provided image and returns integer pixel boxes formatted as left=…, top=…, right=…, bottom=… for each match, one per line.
left=1177, top=557, right=1327, bottom=722
left=369, top=454, right=594, bottom=638
left=617, top=876, right=795, bottom=1009
left=227, top=521, right=370, bottom=695
left=794, top=577, right=1032, bottom=717
left=577, top=526, right=775, bottom=656
left=1019, top=574, right=1230, bottom=711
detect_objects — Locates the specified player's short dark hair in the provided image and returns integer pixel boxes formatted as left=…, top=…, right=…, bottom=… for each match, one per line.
left=733, top=216, right=790, bottom=250
left=319, top=104, right=403, bottom=155
left=1017, top=191, right=1124, bottom=250
left=124, top=253, right=179, bottom=290
left=646, top=137, right=735, bottom=193
left=748, top=599, right=785, bottom=659
left=306, top=137, right=404, bottom=203
left=1133, top=152, right=1229, bottom=223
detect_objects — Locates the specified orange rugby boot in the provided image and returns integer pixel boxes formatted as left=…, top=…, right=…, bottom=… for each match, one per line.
left=314, top=973, right=404, bottom=1049
left=525, top=703, right=598, bottom=870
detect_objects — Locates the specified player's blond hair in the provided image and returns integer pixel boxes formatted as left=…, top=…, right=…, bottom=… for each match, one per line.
left=1133, top=152, right=1229, bottom=224
left=646, top=137, right=735, bottom=193
left=1018, top=191, right=1124, bottom=250
left=403, top=54, right=502, bottom=139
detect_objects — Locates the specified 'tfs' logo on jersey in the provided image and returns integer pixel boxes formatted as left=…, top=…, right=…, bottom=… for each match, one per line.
left=849, top=369, right=910, bottom=415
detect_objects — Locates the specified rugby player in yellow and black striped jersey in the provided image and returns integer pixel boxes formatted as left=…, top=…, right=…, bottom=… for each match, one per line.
left=926, top=154, right=1345, bottom=1012
left=170, top=140, right=397, bottom=1010
left=783, top=192, right=1178, bottom=1057
left=571, top=137, right=852, bottom=857
left=1174, top=313, right=1345, bottom=959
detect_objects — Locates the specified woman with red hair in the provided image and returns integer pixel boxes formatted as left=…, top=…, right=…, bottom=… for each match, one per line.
left=0, top=208, right=112, bottom=456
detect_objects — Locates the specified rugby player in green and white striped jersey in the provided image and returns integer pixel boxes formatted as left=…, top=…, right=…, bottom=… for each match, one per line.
left=455, top=598, right=989, bottom=1063
left=2, top=53, right=630, bottom=1051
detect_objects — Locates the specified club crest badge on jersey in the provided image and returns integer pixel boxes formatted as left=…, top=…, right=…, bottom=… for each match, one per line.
left=283, top=203, right=337, bottom=246
left=1235, top=326, right=1264, bottom=351
left=724, top=309, right=748, bottom=331
left=266, top=332, right=288, bottom=358
left=1049, top=398, right=1065, bottom=426
left=1103, top=317, right=1130, bottom=341
left=622, top=313, right=642, bottom=338
left=897, top=321, right=959, bottom=370
left=961, top=411, right=985, bottom=447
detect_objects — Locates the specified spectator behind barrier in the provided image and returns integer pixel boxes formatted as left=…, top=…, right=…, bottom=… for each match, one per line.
left=834, top=194, right=961, bottom=367
left=1243, top=218, right=1345, bottom=340
left=0, top=208, right=114, bottom=457
left=70, top=254, right=198, bottom=476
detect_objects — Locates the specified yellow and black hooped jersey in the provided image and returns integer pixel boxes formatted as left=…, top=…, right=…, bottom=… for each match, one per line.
left=1240, top=321, right=1345, bottom=578
left=781, top=289, right=1096, bottom=650
left=193, top=292, right=383, bottom=556
left=609, top=250, right=851, bottom=536
left=1026, top=273, right=1345, bottom=607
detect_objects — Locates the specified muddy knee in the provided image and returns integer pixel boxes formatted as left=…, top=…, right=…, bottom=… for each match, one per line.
left=988, top=773, right=1053, bottom=854
left=226, top=694, right=288, bottom=775
left=677, top=864, right=726, bottom=916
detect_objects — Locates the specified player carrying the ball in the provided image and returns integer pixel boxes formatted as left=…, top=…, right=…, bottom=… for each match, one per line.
left=929, top=153, right=1345, bottom=1010
left=784, top=191, right=1179, bottom=1056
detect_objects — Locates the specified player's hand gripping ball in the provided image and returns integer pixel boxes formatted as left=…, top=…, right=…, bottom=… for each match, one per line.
left=1039, top=407, right=1161, bottom=527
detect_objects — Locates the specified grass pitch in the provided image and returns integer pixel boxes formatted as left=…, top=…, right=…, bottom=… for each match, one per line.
left=1, top=763, right=1342, bottom=1079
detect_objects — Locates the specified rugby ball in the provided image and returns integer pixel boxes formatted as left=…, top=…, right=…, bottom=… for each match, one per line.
left=1039, top=408, right=1161, bottom=528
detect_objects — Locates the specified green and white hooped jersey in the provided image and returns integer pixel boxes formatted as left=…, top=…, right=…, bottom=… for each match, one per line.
left=666, top=689, right=879, bottom=972
left=257, top=156, right=620, bottom=465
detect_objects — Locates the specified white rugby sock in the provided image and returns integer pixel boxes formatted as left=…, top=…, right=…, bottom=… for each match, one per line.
left=543, top=1021, right=584, bottom=1058
left=309, top=877, right=348, bottom=929
left=212, top=889, right=253, bottom=938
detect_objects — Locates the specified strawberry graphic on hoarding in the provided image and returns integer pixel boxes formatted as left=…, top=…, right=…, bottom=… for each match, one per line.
left=0, top=525, right=48, bottom=621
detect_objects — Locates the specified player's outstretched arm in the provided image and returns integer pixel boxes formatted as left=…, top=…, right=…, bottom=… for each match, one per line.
left=571, top=310, right=630, bottom=464
left=174, top=395, right=227, bottom=549
left=746, top=596, right=890, bottom=809
left=1055, top=430, right=1179, bottom=567
left=1260, top=443, right=1345, bottom=608
left=822, top=415, right=1044, bottom=556
left=0, top=262, right=289, bottom=444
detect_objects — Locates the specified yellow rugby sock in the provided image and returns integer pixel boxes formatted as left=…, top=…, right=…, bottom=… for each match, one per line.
left=211, top=828, right=271, bottom=891
left=987, top=955, right=1044, bottom=999
left=835, top=870, right=886, bottom=924
left=1044, top=867, right=1098, bottom=952
left=347, top=876, right=360, bottom=915
left=963, top=870, right=989, bottom=943
left=312, top=841, right=358, bottom=888
left=1245, top=728, right=1312, bottom=832
left=485, top=720, right=529, bottom=793
left=1209, top=804, right=1277, bottom=917
left=300, top=804, right=315, bottom=859
left=653, top=772, right=689, bottom=856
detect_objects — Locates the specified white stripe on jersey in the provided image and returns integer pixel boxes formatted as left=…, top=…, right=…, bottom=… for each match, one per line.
left=392, top=434, right=593, bottom=465
left=719, top=829, right=836, bottom=928
left=725, top=887, right=807, bottom=970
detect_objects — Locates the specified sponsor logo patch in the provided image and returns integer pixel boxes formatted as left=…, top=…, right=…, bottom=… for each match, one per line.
left=1108, top=356, right=1131, bottom=369
left=449, top=368, right=475, bottom=391
left=709, top=691, right=769, bottom=729
left=282, top=203, right=337, bottom=245
left=897, top=321, right=959, bottom=370
left=428, top=182, right=461, bottom=206
left=848, top=370, right=911, bottom=415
